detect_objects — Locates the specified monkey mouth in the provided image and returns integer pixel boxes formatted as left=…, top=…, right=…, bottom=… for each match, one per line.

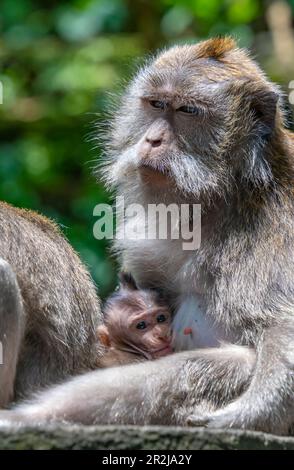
left=152, top=344, right=173, bottom=358
left=138, top=161, right=172, bottom=187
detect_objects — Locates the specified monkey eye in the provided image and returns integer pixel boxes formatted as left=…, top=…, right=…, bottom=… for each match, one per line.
left=149, top=100, right=165, bottom=110
left=136, top=321, right=147, bottom=330
left=177, top=105, right=199, bottom=115
left=157, top=314, right=167, bottom=323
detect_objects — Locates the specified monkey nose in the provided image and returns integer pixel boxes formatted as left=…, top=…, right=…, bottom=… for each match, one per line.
left=146, top=136, right=162, bottom=148
left=156, top=329, right=170, bottom=342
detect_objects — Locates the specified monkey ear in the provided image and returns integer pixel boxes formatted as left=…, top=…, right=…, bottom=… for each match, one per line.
left=250, top=86, right=279, bottom=138
left=228, top=79, right=279, bottom=138
left=97, top=325, right=111, bottom=347
left=247, top=86, right=279, bottom=186
left=118, top=272, right=138, bottom=290
left=228, top=80, right=280, bottom=187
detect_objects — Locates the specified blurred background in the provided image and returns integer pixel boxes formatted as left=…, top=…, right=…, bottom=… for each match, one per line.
left=0, top=0, right=294, bottom=298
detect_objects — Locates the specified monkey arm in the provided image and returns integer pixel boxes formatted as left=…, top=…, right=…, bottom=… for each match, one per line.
left=0, top=345, right=255, bottom=426
left=188, top=318, right=294, bottom=435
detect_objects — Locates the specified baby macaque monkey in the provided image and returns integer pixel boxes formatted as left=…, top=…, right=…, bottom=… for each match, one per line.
left=97, top=272, right=173, bottom=367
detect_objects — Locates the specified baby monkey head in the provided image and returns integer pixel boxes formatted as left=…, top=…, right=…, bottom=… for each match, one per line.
left=104, top=37, right=283, bottom=204
left=98, top=272, right=172, bottom=360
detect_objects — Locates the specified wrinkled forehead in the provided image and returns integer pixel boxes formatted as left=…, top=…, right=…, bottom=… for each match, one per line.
left=135, top=60, right=235, bottom=102
left=117, top=289, right=160, bottom=311
left=132, top=43, right=260, bottom=100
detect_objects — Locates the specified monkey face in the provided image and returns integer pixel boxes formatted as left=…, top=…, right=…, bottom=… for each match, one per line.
left=103, top=274, right=173, bottom=360
left=116, top=287, right=173, bottom=359
left=125, top=306, right=172, bottom=359
left=130, top=303, right=172, bottom=358
left=102, top=38, right=280, bottom=202
left=103, top=70, right=229, bottom=200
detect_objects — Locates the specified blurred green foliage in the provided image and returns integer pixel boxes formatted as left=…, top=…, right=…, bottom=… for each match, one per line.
left=0, top=0, right=293, bottom=297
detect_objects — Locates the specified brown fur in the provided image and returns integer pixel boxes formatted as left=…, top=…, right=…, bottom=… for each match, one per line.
left=0, top=202, right=102, bottom=405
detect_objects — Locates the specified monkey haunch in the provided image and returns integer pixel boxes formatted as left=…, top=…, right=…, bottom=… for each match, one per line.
left=1, top=37, right=294, bottom=434
left=0, top=202, right=102, bottom=406
left=97, top=272, right=172, bottom=367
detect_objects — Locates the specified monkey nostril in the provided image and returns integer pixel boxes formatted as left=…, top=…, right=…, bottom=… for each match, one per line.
left=146, top=138, right=162, bottom=148
left=152, top=139, right=162, bottom=148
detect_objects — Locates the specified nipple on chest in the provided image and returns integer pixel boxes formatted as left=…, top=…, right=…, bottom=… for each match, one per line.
left=183, top=327, right=193, bottom=336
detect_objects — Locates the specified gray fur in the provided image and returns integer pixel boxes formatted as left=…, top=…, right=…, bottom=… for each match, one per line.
left=1, top=38, right=294, bottom=435
left=0, top=202, right=102, bottom=403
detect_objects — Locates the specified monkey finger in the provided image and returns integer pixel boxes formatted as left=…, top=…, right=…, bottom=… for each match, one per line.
left=185, top=413, right=211, bottom=427
left=186, top=409, right=244, bottom=430
left=205, top=415, right=238, bottom=429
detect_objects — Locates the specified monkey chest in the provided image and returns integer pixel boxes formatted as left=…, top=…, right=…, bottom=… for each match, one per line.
left=172, top=295, right=226, bottom=351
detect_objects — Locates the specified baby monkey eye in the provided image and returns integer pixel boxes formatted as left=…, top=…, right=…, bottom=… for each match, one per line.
left=149, top=100, right=165, bottom=110
left=157, top=314, right=167, bottom=323
left=136, top=321, right=147, bottom=330
left=177, top=105, right=199, bottom=115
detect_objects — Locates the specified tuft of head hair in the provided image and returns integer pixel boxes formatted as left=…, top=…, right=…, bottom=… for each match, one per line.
left=195, top=36, right=237, bottom=60
left=118, top=271, right=138, bottom=290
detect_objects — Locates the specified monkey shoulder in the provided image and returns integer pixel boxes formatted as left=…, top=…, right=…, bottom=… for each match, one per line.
left=0, top=201, right=101, bottom=326
left=0, top=201, right=61, bottom=236
left=0, top=201, right=87, bottom=269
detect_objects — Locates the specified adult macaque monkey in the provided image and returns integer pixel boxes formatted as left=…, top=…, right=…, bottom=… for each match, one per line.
left=1, top=37, right=294, bottom=435
left=0, top=202, right=102, bottom=407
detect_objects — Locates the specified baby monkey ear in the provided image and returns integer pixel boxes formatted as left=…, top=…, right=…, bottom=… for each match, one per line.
left=118, top=272, right=138, bottom=290
left=96, top=325, right=111, bottom=347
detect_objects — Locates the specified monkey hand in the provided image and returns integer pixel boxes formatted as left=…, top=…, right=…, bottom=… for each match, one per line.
left=186, top=398, right=277, bottom=433
left=186, top=406, right=244, bottom=430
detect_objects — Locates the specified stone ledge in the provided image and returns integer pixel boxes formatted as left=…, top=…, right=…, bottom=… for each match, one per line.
left=0, top=425, right=294, bottom=450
